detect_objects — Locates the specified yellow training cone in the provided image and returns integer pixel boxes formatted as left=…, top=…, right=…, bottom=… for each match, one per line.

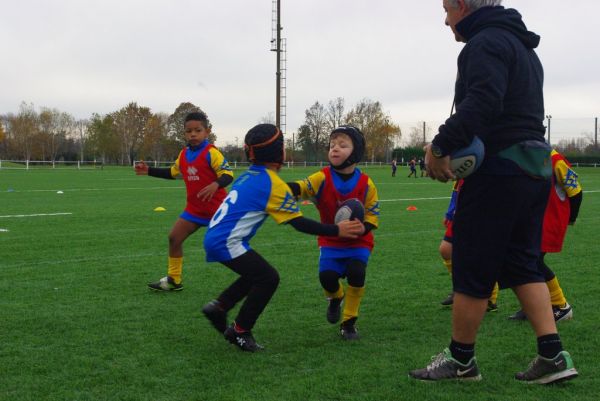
left=154, top=207, right=166, bottom=212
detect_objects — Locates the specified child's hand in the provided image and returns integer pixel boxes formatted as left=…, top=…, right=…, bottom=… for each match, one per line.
left=197, top=182, right=219, bottom=201
left=336, top=219, right=365, bottom=239
left=134, top=161, right=149, bottom=175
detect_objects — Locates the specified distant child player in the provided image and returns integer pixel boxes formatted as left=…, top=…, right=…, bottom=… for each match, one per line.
left=134, top=111, right=233, bottom=291
left=288, top=125, right=380, bottom=340
left=508, top=149, right=583, bottom=321
left=201, top=124, right=364, bottom=352
left=408, top=157, right=417, bottom=178
left=391, top=159, right=397, bottom=177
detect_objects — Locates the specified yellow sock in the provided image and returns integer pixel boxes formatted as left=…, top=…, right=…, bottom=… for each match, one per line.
left=342, top=285, right=365, bottom=322
left=489, top=282, right=499, bottom=304
left=324, top=283, right=344, bottom=300
left=546, top=277, right=567, bottom=307
left=442, top=259, right=452, bottom=274
left=167, top=257, right=183, bottom=284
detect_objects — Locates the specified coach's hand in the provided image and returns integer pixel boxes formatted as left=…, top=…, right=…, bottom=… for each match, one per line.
left=424, top=144, right=454, bottom=183
left=134, top=161, right=149, bottom=175
left=336, top=219, right=364, bottom=239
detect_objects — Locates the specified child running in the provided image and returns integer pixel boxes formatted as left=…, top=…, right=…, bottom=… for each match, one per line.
left=288, top=125, right=380, bottom=340
left=135, top=111, right=233, bottom=291
left=201, top=124, right=363, bottom=352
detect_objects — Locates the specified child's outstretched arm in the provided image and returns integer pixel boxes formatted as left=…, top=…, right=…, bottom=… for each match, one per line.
left=287, top=216, right=363, bottom=239
left=134, top=161, right=176, bottom=179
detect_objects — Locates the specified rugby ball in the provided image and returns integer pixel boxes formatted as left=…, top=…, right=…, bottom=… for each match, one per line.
left=334, top=198, right=365, bottom=223
left=450, top=136, right=484, bottom=178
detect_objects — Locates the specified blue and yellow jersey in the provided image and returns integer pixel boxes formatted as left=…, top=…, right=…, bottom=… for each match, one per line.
left=170, top=140, right=233, bottom=181
left=551, top=150, right=582, bottom=198
left=204, top=164, right=302, bottom=262
left=296, top=168, right=379, bottom=229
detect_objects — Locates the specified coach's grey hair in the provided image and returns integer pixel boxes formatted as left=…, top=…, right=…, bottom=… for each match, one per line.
left=447, top=0, right=502, bottom=9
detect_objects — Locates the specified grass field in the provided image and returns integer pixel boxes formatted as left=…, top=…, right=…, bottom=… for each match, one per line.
left=1, top=165, right=599, bottom=401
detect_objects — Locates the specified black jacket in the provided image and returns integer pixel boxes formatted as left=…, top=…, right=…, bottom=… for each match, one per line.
left=432, top=6, right=546, bottom=157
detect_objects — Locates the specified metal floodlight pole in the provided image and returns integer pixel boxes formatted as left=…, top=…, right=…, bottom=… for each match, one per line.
left=595, top=117, right=598, bottom=148
left=275, top=0, right=281, bottom=129
left=546, top=114, right=552, bottom=146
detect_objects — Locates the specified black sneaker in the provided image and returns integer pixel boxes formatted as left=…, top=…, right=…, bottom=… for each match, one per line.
left=223, top=324, right=263, bottom=352
left=409, top=348, right=481, bottom=381
left=147, top=276, right=183, bottom=291
left=326, top=297, right=343, bottom=324
left=340, top=317, right=359, bottom=340
left=487, top=300, right=498, bottom=313
left=509, top=304, right=573, bottom=322
left=515, top=351, right=578, bottom=384
left=202, top=300, right=227, bottom=334
left=440, top=293, right=454, bottom=306
left=508, top=309, right=528, bottom=320
left=553, top=303, right=573, bottom=322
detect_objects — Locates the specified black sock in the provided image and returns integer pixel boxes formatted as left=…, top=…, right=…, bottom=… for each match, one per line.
left=450, top=339, right=475, bottom=365
left=537, top=334, right=563, bottom=359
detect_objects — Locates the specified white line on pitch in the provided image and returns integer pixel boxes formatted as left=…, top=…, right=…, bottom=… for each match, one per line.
left=380, top=196, right=450, bottom=202
left=0, top=212, right=73, bottom=218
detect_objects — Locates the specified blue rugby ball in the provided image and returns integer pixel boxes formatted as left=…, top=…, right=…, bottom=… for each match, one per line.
left=450, top=136, right=484, bottom=178
left=334, top=198, right=365, bottom=223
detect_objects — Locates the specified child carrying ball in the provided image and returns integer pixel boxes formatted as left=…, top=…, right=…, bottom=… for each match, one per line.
left=288, top=125, right=380, bottom=340
left=201, top=124, right=363, bottom=352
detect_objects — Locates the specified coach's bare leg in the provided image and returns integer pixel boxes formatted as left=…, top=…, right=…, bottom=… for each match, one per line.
left=451, top=292, right=488, bottom=343
left=513, top=282, right=557, bottom=336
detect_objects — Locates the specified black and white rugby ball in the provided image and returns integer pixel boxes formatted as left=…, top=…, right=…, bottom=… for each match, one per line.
left=450, top=136, right=484, bottom=179
left=334, top=198, right=365, bottom=223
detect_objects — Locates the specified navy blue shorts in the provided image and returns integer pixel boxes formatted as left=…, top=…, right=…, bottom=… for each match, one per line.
left=452, top=172, right=550, bottom=298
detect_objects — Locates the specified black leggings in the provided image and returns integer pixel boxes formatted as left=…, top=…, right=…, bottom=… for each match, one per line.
left=217, top=250, right=280, bottom=331
left=319, top=259, right=367, bottom=293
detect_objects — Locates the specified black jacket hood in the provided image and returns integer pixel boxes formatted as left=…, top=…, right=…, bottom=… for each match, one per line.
left=457, top=6, right=540, bottom=49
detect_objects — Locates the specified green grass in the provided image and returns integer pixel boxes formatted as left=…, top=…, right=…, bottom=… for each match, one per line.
left=1, top=165, right=599, bottom=401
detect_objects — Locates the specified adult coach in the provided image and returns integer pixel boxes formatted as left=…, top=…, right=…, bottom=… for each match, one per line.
left=409, top=0, right=578, bottom=384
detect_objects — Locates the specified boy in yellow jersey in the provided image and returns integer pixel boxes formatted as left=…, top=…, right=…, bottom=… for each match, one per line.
left=288, top=125, right=380, bottom=340
left=135, top=111, right=233, bottom=291
left=508, top=149, right=582, bottom=321
left=201, top=124, right=363, bottom=351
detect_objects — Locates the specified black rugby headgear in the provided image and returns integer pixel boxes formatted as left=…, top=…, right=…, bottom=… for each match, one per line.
left=330, top=125, right=365, bottom=170
left=244, top=124, right=284, bottom=165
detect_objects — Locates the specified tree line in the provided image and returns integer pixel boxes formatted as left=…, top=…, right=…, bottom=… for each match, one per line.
left=3, top=99, right=595, bottom=165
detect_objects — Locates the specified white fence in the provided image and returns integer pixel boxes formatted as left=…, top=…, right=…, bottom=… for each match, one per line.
left=0, top=160, right=103, bottom=170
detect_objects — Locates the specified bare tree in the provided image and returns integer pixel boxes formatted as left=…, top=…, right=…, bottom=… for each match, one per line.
left=304, top=101, right=328, bottom=160
left=325, top=97, right=345, bottom=131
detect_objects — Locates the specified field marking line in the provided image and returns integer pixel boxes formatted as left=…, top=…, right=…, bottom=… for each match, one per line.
left=0, top=212, right=73, bottom=218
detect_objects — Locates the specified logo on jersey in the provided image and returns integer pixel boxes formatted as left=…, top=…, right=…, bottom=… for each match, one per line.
left=187, top=166, right=200, bottom=181
left=564, top=169, right=579, bottom=189
left=277, top=192, right=300, bottom=213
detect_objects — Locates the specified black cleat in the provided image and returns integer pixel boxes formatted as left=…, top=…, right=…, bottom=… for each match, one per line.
left=340, top=317, right=359, bottom=340
left=440, top=293, right=454, bottom=306
left=224, top=324, right=264, bottom=352
left=202, top=300, right=227, bottom=334
left=409, top=348, right=481, bottom=381
left=148, top=276, right=183, bottom=291
left=326, top=297, right=343, bottom=324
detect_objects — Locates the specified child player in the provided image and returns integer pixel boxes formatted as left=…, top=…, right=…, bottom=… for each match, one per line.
left=508, top=149, right=583, bottom=321
left=438, top=179, right=499, bottom=311
left=201, top=124, right=364, bottom=352
left=134, top=111, right=233, bottom=291
left=288, top=125, right=380, bottom=340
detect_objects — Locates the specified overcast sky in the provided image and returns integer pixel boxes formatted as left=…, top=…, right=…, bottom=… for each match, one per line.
left=2, top=0, right=599, bottom=145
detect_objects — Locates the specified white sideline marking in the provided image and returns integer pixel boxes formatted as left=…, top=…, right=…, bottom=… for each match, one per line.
left=0, top=212, right=72, bottom=219
left=380, top=196, right=450, bottom=202
left=0, top=228, right=9, bottom=232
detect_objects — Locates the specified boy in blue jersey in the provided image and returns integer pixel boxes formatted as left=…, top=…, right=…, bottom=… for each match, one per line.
left=201, top=124, right=364, bottom=352
left=288, top=125, right=380, bottom=340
